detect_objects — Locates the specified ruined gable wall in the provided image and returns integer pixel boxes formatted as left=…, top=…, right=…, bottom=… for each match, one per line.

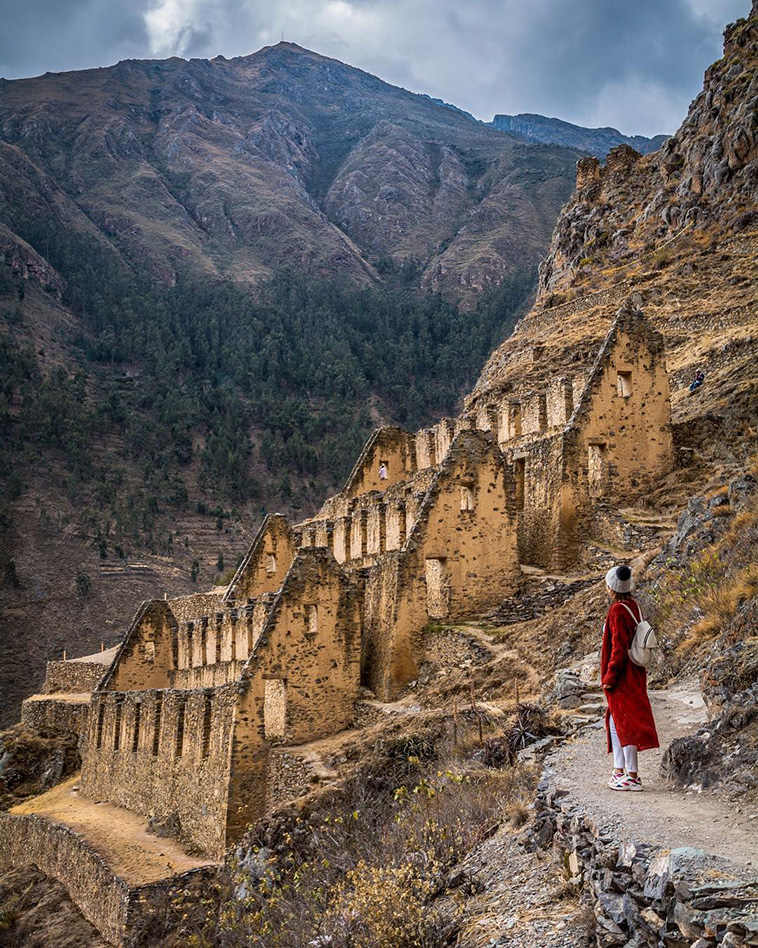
left=339, top=427, right=416, bottom=499
left=80, top=685, right=237, bottom=859
left=419, top=440, right=519, bottom=617
left=225, top=549, right=362, bottom=840
left=248, top=551, right=362, bottom=745
left=362, top=432, right=520, bottom=699
left=225, top=514, right=295, bottom=601
left=568, top=326, right=673, bottom=486
left=106, top=602, right=176, bottom=692
left=559, top=317, right=674, bottom=563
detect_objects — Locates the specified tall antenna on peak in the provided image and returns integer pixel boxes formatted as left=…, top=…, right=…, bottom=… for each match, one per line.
left=281, top=29, right=285, bottom=43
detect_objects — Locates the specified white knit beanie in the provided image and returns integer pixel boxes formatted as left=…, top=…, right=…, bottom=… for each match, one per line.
left=606, top=564, right=633, bottom=593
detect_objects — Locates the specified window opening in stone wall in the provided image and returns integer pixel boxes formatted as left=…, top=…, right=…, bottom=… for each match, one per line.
left=460, top=485, right=475, bottom=512
left=187, top=622, right=194, bottom=667
left=266, top=554, right=277, bottom=575
left=588, top=443, right=608, bottom=496
left=175, top=699, right=186, bottom=758
left=201, top=694, right=213, bottom=758
left=425, top=558, right=450, bottom=619
left=152, top=693, right=163, bottom=756
left=306, top=604, right=318, bottom=636
left=132, top=701, right=141, bottom=753
left=515, top=459, right=526, bottom=511
left=379, top=459, right=388, bottom=481
left=171, top=625, right=179, bottom=669
left=215, top=616, right=223, bottom=664
left=360, top=512, right=368, bottom=556
left=96, top=702, right=105, bottom=749
left=617, top=371, right=633, bottom=398
left=200, top=618, right=208, bottom=665
left=264, top=679, right=287, bottom=740
left=113, top=698, right=123, bottom=751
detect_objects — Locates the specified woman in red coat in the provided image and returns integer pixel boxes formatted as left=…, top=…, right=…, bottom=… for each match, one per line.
left=601, top=565, right=659, bottom=791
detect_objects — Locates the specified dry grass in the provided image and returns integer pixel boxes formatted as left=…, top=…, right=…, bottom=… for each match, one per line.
left=650, top=489, right=758, bottom=653
left=216, top=716, right=538, bottom=948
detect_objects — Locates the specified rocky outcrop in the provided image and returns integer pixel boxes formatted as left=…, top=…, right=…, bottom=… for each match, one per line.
left=0, top=225, right=63, bottom=296
left=537, top=4, right=758, bottom=297
left=491, top=113, right=668, bottom=158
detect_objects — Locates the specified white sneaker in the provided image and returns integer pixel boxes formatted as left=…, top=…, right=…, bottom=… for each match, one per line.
left=625, top=776, right=643, bottom=792
left=607, top=773, right=629, bottom=791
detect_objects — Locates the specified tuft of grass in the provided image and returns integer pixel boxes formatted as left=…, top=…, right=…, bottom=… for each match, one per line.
left=650, top=489, right=758, bottom=655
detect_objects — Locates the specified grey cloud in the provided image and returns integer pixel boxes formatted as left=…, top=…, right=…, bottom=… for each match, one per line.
left=0, top=0, right=750, bottom=137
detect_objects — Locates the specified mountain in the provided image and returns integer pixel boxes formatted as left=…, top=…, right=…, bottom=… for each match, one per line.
left=490, top=113, right=668, bottom=157
left=0, top=44, right=586, bottom=725
left=0, top=43, right=581, bottom=301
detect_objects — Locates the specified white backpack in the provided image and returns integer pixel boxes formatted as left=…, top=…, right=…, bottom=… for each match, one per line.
left=620, top=602, right=658, bottom=668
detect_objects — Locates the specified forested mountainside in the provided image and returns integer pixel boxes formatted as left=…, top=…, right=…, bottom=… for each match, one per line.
left=0, top=44, right=582, bottom=723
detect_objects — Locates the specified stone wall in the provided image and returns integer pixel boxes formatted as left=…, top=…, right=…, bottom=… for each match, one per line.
left=43, top=658, right=109, bottom=695
left=560, top=304, right=674, bottom=564
left=0, top=811, right=131, bottom=945
left=20, top=694, right=90, bottom=736
left=0, top=811, right=219, bottom=947
left=529, top=780, right=758, bottom=948
left=361, top=430, right=520, bottom=698
left=80, top=685, right=238, bottom=858
left=265, top=749, right=316, bottom=809
left=225, top=548, right=363, bottom=843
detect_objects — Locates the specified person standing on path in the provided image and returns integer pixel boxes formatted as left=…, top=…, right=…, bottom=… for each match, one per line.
left=601, top=565, right=659, bottom=791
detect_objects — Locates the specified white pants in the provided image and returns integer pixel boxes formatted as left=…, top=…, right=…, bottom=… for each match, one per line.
left=609, top=715, right=638, bottom=772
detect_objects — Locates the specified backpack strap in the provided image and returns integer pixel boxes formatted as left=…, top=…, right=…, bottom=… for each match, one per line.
left=619, top=602, right=642, bottom=624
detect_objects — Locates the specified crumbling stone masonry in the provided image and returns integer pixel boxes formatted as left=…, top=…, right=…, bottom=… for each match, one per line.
left=0, top=300, right=673, bottom=946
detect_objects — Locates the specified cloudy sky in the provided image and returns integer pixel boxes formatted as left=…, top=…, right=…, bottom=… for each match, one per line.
left=0, top=0, right=748, bottom=136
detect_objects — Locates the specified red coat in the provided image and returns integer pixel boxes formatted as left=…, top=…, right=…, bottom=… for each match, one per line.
left=601, top=599, right=659, bottom=752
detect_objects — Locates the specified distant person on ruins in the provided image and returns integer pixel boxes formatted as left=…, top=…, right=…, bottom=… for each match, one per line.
left=601, top=565, right=659, bottom=791
left=379, top=462, right=388, bottom=481
left=689, top=370, right=705, bottom=393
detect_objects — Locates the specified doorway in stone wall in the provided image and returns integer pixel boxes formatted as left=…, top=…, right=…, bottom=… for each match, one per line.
left=425, top=557, right=450, bottom=618
left=264, top=677, right=287, bottom=740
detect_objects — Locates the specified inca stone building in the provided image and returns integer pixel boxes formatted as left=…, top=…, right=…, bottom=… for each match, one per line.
left=0, top=300, right=673, bottom=944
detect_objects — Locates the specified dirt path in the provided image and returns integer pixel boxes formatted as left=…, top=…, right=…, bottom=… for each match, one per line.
left=546, top=680, right=758, bottom=865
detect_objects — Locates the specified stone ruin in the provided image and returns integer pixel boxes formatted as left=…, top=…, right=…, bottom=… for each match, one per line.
left=0, top=300, right=674, bottom=944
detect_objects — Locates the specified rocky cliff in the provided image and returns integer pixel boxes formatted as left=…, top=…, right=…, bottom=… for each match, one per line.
left=536, top=6, right=758, bottom=298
